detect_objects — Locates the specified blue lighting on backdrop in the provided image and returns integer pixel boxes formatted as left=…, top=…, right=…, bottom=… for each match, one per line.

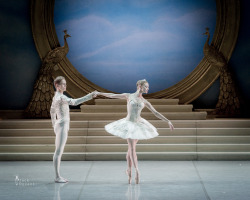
left=54, top=0, right=216, bottom=93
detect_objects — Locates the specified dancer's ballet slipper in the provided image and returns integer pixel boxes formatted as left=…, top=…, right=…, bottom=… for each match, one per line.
left=55, top=177, right=68, bottom=183
left=135, top=169, right=140, bottom=184
left=126, top=169, right=132, bottom=184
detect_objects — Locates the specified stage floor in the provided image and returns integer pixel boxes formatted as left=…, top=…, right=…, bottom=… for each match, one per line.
left=0, top=161, right=249, bottom=200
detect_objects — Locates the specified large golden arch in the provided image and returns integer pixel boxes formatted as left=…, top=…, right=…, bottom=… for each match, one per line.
left=30, top=0, right=240, bottom=104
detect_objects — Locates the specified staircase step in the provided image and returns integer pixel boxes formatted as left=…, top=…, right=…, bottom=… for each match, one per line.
left=0, top=128, right=194, bottom=137
left=2, top=119, right=247, bottom=130
left=0, top=152, right=87, bottom=161
left=7, top=143, right=249, bottom=153
left=15, top=143, right=249, bottom=152
left=0, top=120, right=88, bottom=129
left=1, top=152, right=250, bottom=161
left=81, top=105, right=193, bottom=113
left=196, top=152, right=250, bottom=161
left=197, top=136, right=250, bottom=144
left=0, top=152, right=198, bottom=161
left=0, top=136, right=196, bottom=144
left=197, top=144, right=250, bottom=152
left=0, top=136, right=85, bottom=144
left=197, top=128, right=250, bottom=136
left=0, top=128, right=87, bottom=137
left=0, top=120, right=198, bottom=129
left=2, top=135, right=250, bottom=145
left=0, top=144, right=196, bottom=153
left=70, top=112, right=207, bottom=120
left=196, top=120, right=250, bottom=128
left=1, top=128, right=249, bottom=137
left=95, top=99, right=179, bottom=105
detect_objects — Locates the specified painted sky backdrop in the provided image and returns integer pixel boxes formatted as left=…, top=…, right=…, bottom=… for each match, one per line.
left=54, top=0, right=216, bottom=93
left=0, top=0, right=249, bottom=111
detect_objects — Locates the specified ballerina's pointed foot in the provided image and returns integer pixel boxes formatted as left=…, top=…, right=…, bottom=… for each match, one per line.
left=135, top=170, right=140, bottom=184
left=126, top=169, right=132, bottom=184
left=55, top=177, right=68, bottom=183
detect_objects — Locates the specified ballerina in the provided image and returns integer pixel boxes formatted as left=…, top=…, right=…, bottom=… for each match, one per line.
left=97, top=79, right=174, bottom=184
left=50, top=76, right=97, bottom=183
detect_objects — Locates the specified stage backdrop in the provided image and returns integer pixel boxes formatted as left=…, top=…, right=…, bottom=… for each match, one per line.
left=0, top=0, right=249, bottom=112
left=54, top=0, right=216, bottom=94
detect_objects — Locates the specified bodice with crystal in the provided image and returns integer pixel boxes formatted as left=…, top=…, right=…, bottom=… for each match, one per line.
left=126, top=94, right=145, bottom=122
left=50, top=92, right=92, bottom=128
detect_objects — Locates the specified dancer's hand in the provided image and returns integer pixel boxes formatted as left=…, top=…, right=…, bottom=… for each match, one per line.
left=95, top=92, right=102, bottom=96
left=168, top=121, right=174, bottom=131
left=95, top=91, right=101, bottom=96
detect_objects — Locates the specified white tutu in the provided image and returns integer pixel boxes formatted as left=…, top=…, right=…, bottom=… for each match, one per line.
left=105, top=117, right=159, bottom=140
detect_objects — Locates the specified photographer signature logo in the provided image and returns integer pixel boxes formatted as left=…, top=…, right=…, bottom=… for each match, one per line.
left=15, top=175, right=36, bottom=186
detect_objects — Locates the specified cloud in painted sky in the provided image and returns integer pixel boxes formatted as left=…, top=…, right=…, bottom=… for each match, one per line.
left=154, top=8, right=216, bottom=32
left=57, top=12, right=192, bottom=61
left=76, top=29, right=181, bottom=60
left=55, top=0, right=216, bottom=93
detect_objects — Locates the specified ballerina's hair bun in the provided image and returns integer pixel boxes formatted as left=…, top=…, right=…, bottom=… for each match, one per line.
left=136, top=79, right=148, bottom=87
left=54, top=76, right=65, bottom=87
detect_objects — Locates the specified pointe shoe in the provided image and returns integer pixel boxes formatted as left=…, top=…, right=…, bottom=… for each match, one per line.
left=126, top=169, right=132, bottom=184
left=55, top=177, right=68, bottom=183
left=135, top=170, right=140, bottom=184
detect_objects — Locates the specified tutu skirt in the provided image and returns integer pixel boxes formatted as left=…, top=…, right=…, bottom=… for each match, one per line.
left=105, top=118, right=159, bottom=140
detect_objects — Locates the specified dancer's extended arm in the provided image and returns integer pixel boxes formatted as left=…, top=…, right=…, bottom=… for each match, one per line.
left=62, top=91, right=97, bottom=106
left=98, top=92, right=129, bottom=99
left=144, top=100, right=174, bottom=131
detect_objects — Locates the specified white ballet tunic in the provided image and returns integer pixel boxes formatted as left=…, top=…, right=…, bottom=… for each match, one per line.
left=105, top=95, right=159, bottom=140
left=50, top=92, right=92, bottom=132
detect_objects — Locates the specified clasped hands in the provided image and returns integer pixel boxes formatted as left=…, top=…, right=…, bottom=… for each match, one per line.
left=91, top=91, right=100, bottom=98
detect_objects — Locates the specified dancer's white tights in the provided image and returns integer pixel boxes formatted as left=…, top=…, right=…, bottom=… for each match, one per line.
left=53, top=124, right=68, bottom=179
left=127, top=139, right=139, bottom=172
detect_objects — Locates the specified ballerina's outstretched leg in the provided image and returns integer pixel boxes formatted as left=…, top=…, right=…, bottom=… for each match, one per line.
left=127, top=139, right=139, bottom=184
left=126, top=149, right=132, bottom=184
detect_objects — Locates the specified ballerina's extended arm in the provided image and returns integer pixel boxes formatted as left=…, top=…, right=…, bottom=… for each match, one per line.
left=144, top=100, right=174, bottom=131
left=97, top=92, right=129, bottom=100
